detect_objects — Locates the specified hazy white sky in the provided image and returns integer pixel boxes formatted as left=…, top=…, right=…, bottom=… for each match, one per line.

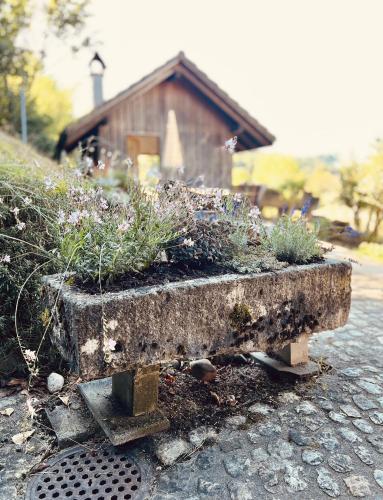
left=43, top=0, right=383, bottom=160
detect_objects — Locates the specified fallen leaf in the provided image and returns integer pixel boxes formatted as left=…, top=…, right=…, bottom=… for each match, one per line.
left=30, top=462, right=49, bottom=474
left=26, top=398, right=37, bottom=419
left=59, top=396, right=70, bottom=406
left=210, top=391, right=221, bottom=405
left=0, top=407, right=14, bottom=416
left=226, top=395, right=237, bottom=406
left=7, top=378, right=27, bottom=387
left=164, top=374, right=175, bottom=385
left=11, top=429, right=35, bottom=445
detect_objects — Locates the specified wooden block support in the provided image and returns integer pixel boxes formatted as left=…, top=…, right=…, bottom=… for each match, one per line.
left=276, top=335, right=309, bottom=367
left=112, top=364, right=160, bottom=416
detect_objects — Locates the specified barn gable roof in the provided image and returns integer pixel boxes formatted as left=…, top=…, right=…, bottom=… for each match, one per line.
left=62, top=52, right=275, bottom=151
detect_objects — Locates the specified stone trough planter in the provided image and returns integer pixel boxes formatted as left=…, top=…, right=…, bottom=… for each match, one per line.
left=43, top=258, right=351, bottom=445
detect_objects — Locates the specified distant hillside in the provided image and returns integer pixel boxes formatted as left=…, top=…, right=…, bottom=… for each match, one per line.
left=0, top=130, right=58, bottom=173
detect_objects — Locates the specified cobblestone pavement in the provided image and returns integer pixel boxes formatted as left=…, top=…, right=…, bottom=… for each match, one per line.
left=1, top=257, right=383, bottom=499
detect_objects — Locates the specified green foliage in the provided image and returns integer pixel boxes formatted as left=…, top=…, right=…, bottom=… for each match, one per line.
left=167, top=219, right=234, bottom=265
left=357, top=242, right=383, bottom=263
left=167, top=191, right=259, bottom=267
left=0, top=0, right=31, bottom=84
left=340, top=141, right=383, bottom=241
left=0, top=0, right=88, bottom=153
left=233, top=152, right=306, bottom=205
left=0, top=138, right=70, bottom=375
left=46, top=0, right=90, bottom=44
left=339, top=162, right=363, bottom=227
left=0, top=133, right=329, bottom=377
left=59, top=180, right=189, bottom=284
left=304, top=163, right=340, bottom=205
left=29, top=75, right=73, bottom=153
left=260, top=214, right=323, bottom=264
left=227, top=246, right=288, bottom=274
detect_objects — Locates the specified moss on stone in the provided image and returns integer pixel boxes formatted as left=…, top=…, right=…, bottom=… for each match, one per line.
left=229, top=303, right=253, bottom=330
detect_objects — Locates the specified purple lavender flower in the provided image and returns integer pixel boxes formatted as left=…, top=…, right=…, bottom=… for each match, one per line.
left=301, top=197, right=312, bottom=217
left=344, top=226, right=360, bottom=238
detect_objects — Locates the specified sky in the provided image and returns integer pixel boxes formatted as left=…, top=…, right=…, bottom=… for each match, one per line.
left=42, top=0, right=383, bottom=161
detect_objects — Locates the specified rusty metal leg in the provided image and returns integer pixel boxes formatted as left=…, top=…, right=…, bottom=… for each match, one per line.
left=112, top=364, right=160, bottom=416
left=78, top=364, right=169, bottom=446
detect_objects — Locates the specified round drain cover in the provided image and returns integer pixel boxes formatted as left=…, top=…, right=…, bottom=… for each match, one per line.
left=25, top=445, right=146, bottom=500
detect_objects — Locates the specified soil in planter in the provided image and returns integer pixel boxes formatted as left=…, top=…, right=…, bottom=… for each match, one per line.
left=75, top=262, right=231, bottom=294
left=158, top=358, right=310, bottom=435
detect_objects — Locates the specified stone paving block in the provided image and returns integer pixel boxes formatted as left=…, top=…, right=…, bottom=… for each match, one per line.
left=344, top=475, right=371, bottom=497
left=302, top=450, right=324, bottom=466
left=328, top=453, right=354, bottom=473
left=354, top=446, right=374, bottom=466
left=45, top=404, right=101, bottom=449
left=227, top=480, right=254, bottom=500
left=155, top=438, right=191, bottom=466
left=317, top=467, right=341, bottom=497
left=374, top=470, right=383, bottom=489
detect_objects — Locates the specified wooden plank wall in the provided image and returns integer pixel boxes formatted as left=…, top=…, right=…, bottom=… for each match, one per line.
left=98, top=78, right=233, bottom=188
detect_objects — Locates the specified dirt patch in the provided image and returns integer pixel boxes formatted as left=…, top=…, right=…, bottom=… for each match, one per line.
left=75, top=262, right=230, bottom=294
left=158, top=357, right=309, bottom=435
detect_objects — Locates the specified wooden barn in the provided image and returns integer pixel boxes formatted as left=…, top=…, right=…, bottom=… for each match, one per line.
left=56, top=52, right=275, bottom=188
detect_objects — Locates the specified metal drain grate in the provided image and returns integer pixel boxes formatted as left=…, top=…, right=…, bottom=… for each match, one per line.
left=25, top=445, right=145, bottom=500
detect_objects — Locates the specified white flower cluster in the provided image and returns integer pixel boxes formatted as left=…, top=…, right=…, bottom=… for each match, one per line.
left=212, top=188, right=224, bottom=211
left=57, top=185, right=108, bottom=227
left=224, top=136, right=238, bottom=154
left=117, top=220, right=132, bottom=233
left=183, top=237, right=195, bottom=247
left=249, top=206, right=261, bottom=219
left=11, top=206, right=26, bottom=231
left=44, top=177, right=57, bottom=191
left=99, top=197, right=108, bottom=210
left=24, top=349, right=37, bottom=362
left=125, top=157, right=133, bottom=169
left=0, top=255, right=11, bottom=263
left=59, top=209, right=102, bottom=226
left=249, top=205, right=261, bottom=232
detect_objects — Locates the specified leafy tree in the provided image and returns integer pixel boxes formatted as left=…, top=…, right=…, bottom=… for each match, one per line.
left=304, top=162, right=340, bottom=205
left=0, top=0, right=90, bottom=152
left=234, top=153, right=305, bottom=196
left=340, top=140, right=383, bottom=241
left=28, top=75, right=73, bottom=153
left=251, top=153, right=306, bottom=206
left=339, top=162, right=364, bottom=230
left=0, top=0, right=35, bottom=127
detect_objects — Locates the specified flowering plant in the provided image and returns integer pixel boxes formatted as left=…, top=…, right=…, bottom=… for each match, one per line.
left=260, top=213, right=323, bottom=264
left=58, top=178, right=191, bottom=283
left=0, top=134, right=325, bottom=379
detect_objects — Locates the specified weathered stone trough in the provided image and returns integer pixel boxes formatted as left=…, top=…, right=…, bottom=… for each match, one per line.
left=43, top=259, right=351, bottom=445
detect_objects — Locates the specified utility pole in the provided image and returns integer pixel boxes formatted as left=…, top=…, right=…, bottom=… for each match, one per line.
left=20, top=81, right=28, bottom=143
